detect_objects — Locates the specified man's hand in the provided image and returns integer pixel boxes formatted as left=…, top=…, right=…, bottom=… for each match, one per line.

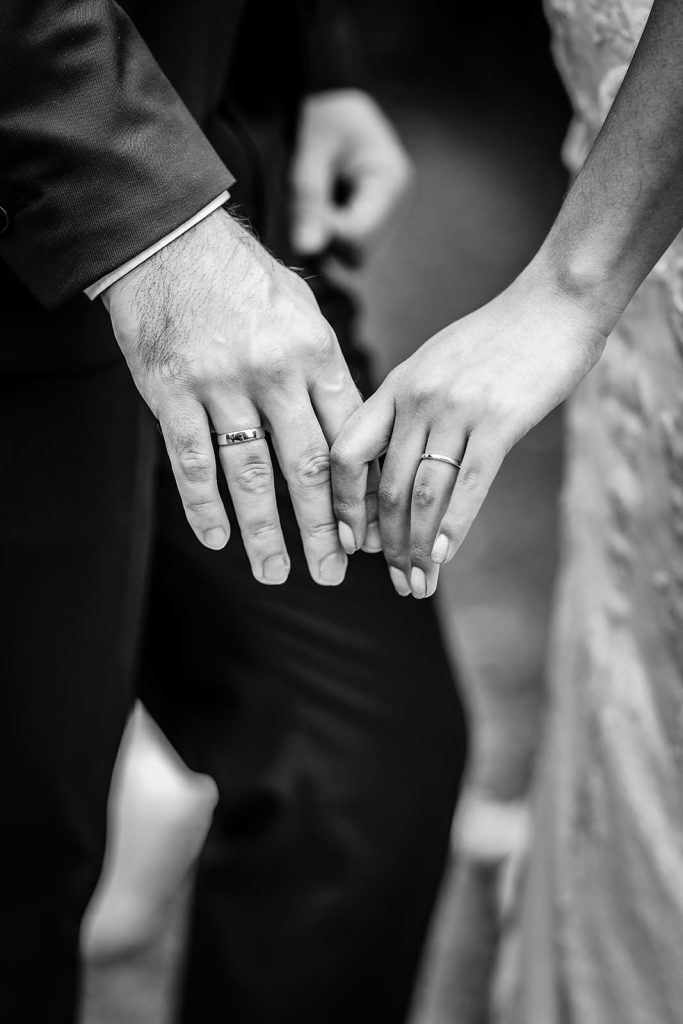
left=290, top=89, right=413, bottom=265
left=103, top=208, right=362, bottom=587
left=330, top=261, right=608, bottom=598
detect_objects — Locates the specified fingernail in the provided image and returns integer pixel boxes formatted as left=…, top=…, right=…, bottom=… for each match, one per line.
left=263, top=554, right=290, bottom=584
left=426, top=568, right=440, bottom=598
left=338, top=521, right=357, bottom=554
left=319, top=551, right=348, bottom=585
left=410, top=566, right=427, bottom=599
left=362, top=521, right=382, bottom=553
left=204, top=528, right=227, bottom=550
left=389, top=566, right=411, bottom=597
left=431, top=533, right=450, bottom=564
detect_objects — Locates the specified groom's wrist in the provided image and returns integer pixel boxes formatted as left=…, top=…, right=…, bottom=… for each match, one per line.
left=86, top=191, right=230, bottom=302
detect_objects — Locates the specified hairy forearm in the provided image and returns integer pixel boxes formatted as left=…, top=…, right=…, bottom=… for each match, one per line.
left=536, top=0, right=683, bottom=333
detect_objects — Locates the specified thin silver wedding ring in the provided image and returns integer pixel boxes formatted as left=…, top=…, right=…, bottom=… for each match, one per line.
left=215, top=427, right=266, bottom=447
left=420, top=452, right=461, bottom=470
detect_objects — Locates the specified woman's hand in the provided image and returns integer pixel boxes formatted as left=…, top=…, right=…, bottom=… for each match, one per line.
left=331, top=262, right=608, bottom=598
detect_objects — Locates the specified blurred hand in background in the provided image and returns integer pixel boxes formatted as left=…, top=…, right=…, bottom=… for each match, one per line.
left=290, top=89, right=414, bottom=266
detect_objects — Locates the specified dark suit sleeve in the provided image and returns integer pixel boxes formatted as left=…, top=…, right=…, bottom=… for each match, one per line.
left=0, top=1, right=235, bottom=309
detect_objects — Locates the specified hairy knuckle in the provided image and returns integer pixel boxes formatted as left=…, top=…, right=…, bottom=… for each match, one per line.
left=166, top=422, right=199, bottom=454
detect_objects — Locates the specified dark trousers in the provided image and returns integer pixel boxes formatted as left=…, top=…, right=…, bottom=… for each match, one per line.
left=0, top=288, right=467, bottom=1023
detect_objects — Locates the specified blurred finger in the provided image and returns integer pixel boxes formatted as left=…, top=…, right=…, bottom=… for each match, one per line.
left=160, top=403, right=230, bottom=550
left=211, top=402, right=290, bottom=586
left=290, top=138, right=335, bottom=256
left=330, top=388, right=395, bottom=553
left=433, top=428, right=507, bottom=565
left=332, top=166, right=404, bottom=248
left=267, top=392, right=347, bottom=586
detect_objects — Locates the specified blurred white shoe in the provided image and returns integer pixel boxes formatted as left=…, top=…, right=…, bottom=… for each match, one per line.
left=81, top=703, right=218, bottom=962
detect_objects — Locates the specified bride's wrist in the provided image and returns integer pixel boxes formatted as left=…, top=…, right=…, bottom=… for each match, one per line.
left=524, top=238, right=628, bottom=339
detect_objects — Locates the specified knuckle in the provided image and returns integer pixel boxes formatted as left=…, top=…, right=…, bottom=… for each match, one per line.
left=412, top=381, right=437, bottom=409
left=232, top=460, right=274, bottom=496
left=177, top=450, right=213, bottom=483
left=378, top=482, right=403, bottom=515
left=330, top=438, right=354, bottom=471
left=254, top=344, right=289, bottom=384
left=383, top=543, right=408, bottom=570
left=443, top=387, right=464, bottom=415
left=332, top=493, right=359, bottom=519
left=318, top=366, right=354, bottom=400
left=185, top=497, right=219, bottom=519
left=303, top=323, right=336, bottom=361
left=459, top=458, right=486, bottom=491
left=305, top=519, right=339, bottom=541
left=244, top=520, right=280, bottom=541
left=413, top=480, right=437, bottom=510
left=410, top=539, right=432, bottom=564
left=290, top=448, right=331, bottom=488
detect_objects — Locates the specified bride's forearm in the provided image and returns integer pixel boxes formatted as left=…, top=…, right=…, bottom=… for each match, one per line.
left=535, top=0, right=683, bottom=335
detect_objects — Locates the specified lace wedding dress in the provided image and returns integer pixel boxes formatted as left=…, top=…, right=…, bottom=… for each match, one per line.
left=509, top=3, right=683, bottom=1022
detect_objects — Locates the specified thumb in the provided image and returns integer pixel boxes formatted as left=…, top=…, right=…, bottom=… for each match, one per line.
left=290, top=142, right=335, bottom=256
left=331, top=387, right=395, bottom=550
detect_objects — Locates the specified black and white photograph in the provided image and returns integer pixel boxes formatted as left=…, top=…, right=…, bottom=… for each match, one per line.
left=1, top=1, right=681, bottom=1022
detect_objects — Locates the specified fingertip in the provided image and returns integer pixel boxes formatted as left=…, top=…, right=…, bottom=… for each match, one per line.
left=389, top=566, right=411, bottom=597
left=261, top=554, right=291, bottom=585
left=431, top=532, right=450, bottom=564
left=410, top=566, right=427, bottom=599
left=425, top=566, right=440, bottom=598
left=203, top=526, right=229, bottom=550
left=338, top=521, right=358, bottom=554
left=360, top=520, right=382, bottom=553
left=318, top=550, right=348, bottom=586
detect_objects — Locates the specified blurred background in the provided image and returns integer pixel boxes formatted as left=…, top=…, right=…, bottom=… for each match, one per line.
left=83, top=3, right=573, bottom=1021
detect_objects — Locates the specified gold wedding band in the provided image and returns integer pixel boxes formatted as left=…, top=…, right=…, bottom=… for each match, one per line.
left=420, top=452, right=461, bottom=469
left=215, top=427, right=266, bottom=447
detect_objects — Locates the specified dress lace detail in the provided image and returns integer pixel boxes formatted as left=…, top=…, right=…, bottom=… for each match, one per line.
left=509, top=5, right=683, bottom=1023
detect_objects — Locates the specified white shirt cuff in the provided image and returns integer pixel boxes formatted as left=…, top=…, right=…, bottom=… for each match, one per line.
left=84, top=190, right=231, bottom=300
